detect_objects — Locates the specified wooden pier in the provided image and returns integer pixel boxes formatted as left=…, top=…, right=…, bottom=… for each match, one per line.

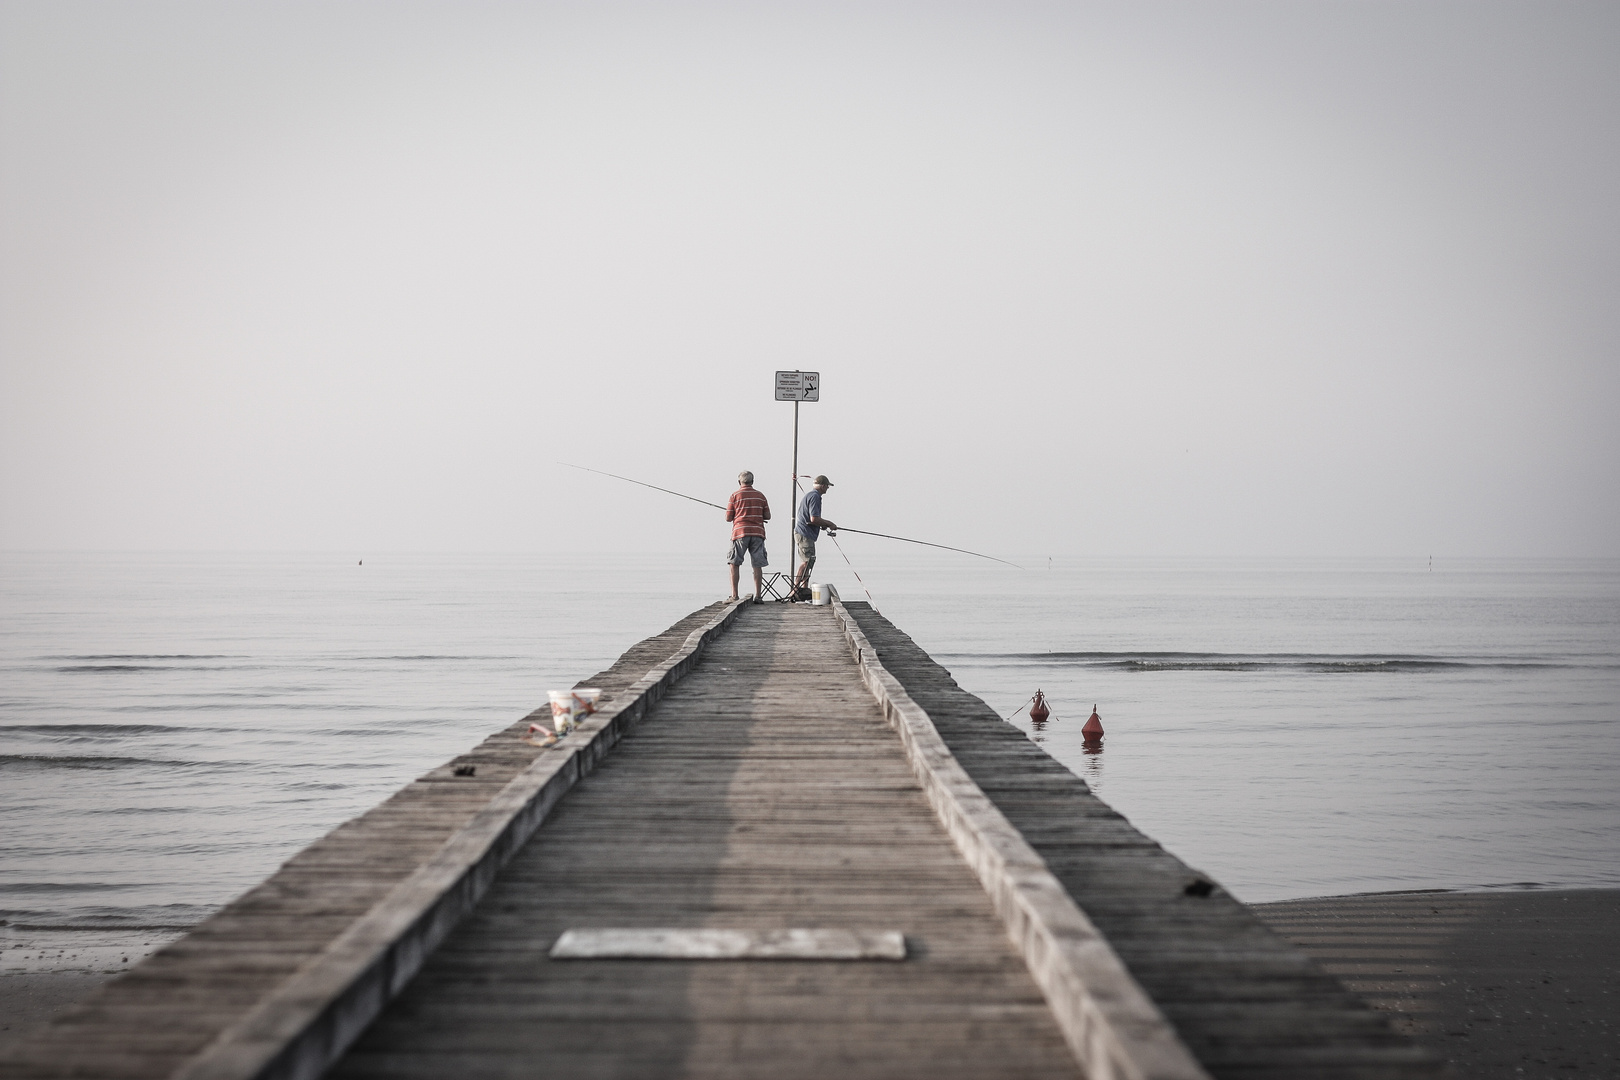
left=2, top=601, right=1440, bottom=1079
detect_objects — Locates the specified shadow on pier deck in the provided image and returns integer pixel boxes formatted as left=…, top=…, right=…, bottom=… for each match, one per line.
left=1, top=602, right=1441, bottom=1080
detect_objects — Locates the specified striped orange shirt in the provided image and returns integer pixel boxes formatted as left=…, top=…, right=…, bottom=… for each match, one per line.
left=726, top=486, right=771, bottom=539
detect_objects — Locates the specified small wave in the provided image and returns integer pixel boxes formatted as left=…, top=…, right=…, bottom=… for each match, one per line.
left=0, top=882, right=144, bottom=893
left=0, top=724, right=219, bottom=736
left=107, top=702, right=383, bottom=713
left=938, top=651, right=1582, bottom=673
left=52, top=664, right=261, bottom=674
left=340, top=655, right=528, bottom=662
left=81, top=805, right=194, bottom=816
left=0, top=754, right=242, bottom=771
left=199, top=688, right=328, bottom=698
left=4, top=922, right=196, bottom=931
left=41, top=655, right=237, bottom=661
left=1116, top=658, right=1481, bottom=673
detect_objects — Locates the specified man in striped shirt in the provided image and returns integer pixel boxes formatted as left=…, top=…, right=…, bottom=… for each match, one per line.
left=725, top=470, right=772, bottom=603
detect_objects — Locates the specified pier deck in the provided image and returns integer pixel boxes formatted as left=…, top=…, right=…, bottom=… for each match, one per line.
left=3, top=601, right=1439, bottom=1080
left=329, top=602, right=1079, bottom=1080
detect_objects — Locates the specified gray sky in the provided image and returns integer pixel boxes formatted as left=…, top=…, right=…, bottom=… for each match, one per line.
left=3, top=1, right=1616, bottom=557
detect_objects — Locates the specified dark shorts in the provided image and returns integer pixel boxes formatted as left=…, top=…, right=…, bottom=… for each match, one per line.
left=727, top=536, right=768, bottom=567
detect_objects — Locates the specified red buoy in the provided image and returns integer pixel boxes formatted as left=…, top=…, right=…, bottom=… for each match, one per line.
left=1082, top=705, right=1103, bottom=743
left=1029, top=690, right=1050, bottom=724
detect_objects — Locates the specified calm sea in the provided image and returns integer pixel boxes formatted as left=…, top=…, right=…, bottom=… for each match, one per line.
left=3, top=551, right=1617, bottom=972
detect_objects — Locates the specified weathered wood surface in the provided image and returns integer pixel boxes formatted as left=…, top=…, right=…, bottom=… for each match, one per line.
left=327, top=604, right=1084, bottom=1080
left=840, top=601, right=1443, bottom=1080
left=0, top=604, right=734, bottom=1080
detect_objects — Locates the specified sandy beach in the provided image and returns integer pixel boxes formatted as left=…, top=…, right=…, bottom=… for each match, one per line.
left=0, top=972, right=113, bottom=1047
left=6, top=888, right=1615, bottom=1073
left=1253, top=888, right=1620, bottom=1078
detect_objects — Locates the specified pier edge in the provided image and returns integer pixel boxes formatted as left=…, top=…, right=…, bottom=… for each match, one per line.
left=169, top=600, right=747, bottom=1080
left=831, top=597, right=1211, bottom=1080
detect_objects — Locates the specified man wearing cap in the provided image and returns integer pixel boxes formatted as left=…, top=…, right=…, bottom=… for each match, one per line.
left=794, top=475, right=837, bottom=596
left=725, top=470, right=771, bottom=603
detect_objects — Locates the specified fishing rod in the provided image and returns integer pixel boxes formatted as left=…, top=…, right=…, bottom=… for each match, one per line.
left=560, top=461, right=1020, bottom=569
left=559, top=462, right=725, bottom=511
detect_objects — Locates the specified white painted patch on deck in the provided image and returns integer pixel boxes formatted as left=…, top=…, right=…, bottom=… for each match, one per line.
left=549, top=928, right=907, bottom=960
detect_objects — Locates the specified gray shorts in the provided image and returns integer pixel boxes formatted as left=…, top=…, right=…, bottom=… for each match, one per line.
left=795, top=532, right=816, bottom=573
left=726, top=536, right=768, bottom=567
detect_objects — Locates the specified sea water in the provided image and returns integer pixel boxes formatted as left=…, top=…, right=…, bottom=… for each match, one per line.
left=867, top=556, right=1620, bottom=903
left=3, top=551, right=1617, bottom=973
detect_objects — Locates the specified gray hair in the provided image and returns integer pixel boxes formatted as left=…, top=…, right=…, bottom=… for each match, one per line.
left=738, top=470, right=754, bottom=485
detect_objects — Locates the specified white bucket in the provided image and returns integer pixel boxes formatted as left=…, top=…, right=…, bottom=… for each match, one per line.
left=810, top=582, right=837, bottom=606
left=547, top=690, right=579, bottom=734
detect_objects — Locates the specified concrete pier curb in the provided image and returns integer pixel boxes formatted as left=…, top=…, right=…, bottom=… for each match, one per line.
left=831, top=598, right=1211, bottom=1080
left=171, top=600, right=747, bottom=1080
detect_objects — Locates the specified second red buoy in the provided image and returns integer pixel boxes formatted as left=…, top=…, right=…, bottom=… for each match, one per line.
left=1029, top=690, right=1050, bottom=724
left=1082, top=705, right=1104, bottom=743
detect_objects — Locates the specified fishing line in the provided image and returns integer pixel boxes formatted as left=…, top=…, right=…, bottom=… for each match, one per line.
left=833, top=527, right=1022, bottom=569
left=828, top=532, right=875, bottom=605
left=1002, top=694, right=1037, bottom=723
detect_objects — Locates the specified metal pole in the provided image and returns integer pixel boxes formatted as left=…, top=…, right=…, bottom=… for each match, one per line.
left=791, top=392, right=800, bottom=591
